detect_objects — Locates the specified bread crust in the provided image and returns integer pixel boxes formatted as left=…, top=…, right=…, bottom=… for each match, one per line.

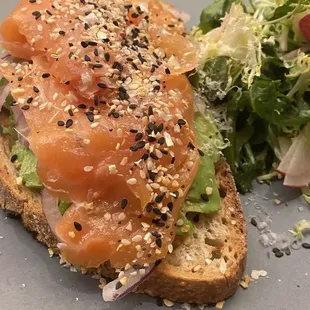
left=0, top=132, right=246, bottom=304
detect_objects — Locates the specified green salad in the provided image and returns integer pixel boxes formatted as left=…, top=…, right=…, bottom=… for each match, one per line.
left=191, top=0, right=310, bottom=193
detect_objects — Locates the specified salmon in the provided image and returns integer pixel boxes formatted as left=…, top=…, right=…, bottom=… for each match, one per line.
left=0, top=0, right=199, bottom=269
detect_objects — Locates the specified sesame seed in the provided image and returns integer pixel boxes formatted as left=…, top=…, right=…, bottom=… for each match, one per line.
left=84, top=166, right=94, bottom=172
left=127, top=178, right=137, bottom=185
left=57, top=120, right=65, bottom=127
left=11, top=154, right=18, bottom=163
left=97, top=83, right=107, bottom=89
left=66, top=119, right=73, bottom=128
left=121, top=199, right=128, bottom=209
left=201, top=193, right=209, bottom=202
left=74, top=221, right=82, bottom=231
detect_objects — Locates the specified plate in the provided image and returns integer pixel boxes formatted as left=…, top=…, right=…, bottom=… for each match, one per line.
left=0, top=1, right=309, bottom=309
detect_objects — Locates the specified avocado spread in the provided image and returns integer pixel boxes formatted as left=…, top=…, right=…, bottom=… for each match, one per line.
left=177, top=111, right=223, bottom=235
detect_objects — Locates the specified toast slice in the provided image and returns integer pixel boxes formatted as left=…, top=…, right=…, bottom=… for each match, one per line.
left=0, top=118, right=247, bottom=305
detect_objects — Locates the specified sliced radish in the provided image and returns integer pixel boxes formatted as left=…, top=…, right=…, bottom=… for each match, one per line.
left=299, top=14, right=310, bottom=42
left=277, top=123, right=310, bottom=187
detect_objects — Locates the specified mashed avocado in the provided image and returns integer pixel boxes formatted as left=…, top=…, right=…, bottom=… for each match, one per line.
left=177, top=111, right=223, bottom=235
left=11, top=141, right=43, bottom=189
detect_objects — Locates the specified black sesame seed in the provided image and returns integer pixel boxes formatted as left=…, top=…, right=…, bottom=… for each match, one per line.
left=198, top=149, right=205, bottom=156
left=132, top=63, right=138, bottom=70
left=74, top=221, right=82, bottom=231
left=250, top=218, right=257, bottom=227
left=167, top=202, right=173, bottom=211
left=84, top=55, right=91, bottom=62
left=148, top=136, right=157, bottom=143
left=302, top=242, right=310, bottom=249
left=42, top=73, right=50, bottom=78
left=149, top=171, right=156, bottom=182
left=29, top=0, right=37, bottom=3
left=68, top=109, right=74, bottom=117
left=148, top=106, right=153, bottom=115
left=275, top=252, right=284, bottom=258
left=153, top=208, right=162, bottom=215
left=57, top=121, right=65, bottom=127
left=161, top=213, right=168, bottom=221
left=145, top=203, right=153, bottom=212
left=124, top=4, right=133, bottom=9
left=155, top=194, right=164, bottom=203
left=59, top=30, right=66, bottom=36
left=165, top=68, right=171, bottom=74
left=284, top=247, right=291, bottom=256
left=33, top=86, right=40, bottom=93
left=11, top=154, right=18, bottom=163
left=130, top=128, right=138, bottom=133
left=93, top=63, right=103, bottom=69
left=155, top=239, right=162, bottom=248
left=17, top=76, right=23, bottom=81
left=121, top=198, right=128, bottom=209
left=66, top=119, right=73, bottom=128
left=115, top=282, right=122, bottom=290
left=81, top=41, right=88, bottom=48
left=78, top=104, right=87, bottom=109
left=27, top=97, right=33, bottom=104
left=178, top=119, right=186, bottom=126
left=129, top=103, right=137, bottom=109
left=21, top=105, right=30, bottom=111
left=141, top=153, right=149, bottom=161
left=193, top=214, right=200, bottom=223
left=112, top=61, right=123, bottom=71
left=131, top=12, right=139, bottom=18
left=138, top=53, right=146, bottom=64
left=158, top=137, right=165, bottom=145
left=157, top=123, right=164, bottom=132
left=130, top=141, right=145, bottom=152
left=97, top=83, right=107, bottom=89
left=85, top=112, right=94, bottom=122
left=171, top=157, right=176, bottom=164
left=88, top=41, right=97, bottom=46
left=112, top=112, right=120, bottom=118
left=188, top=142, right=195, bottom=150
left=272, top=247, right=280, bottom=253
left=135, top=132, right=143, bottom=141
left=201, top=193, right=209, bottom=202
left=150, top=152, right=159, bottom=160
left=94, top=48, right=99, bottom=56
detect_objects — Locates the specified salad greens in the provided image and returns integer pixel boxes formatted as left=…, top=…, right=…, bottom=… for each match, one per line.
left=192, top=0, right=310, bottom=192
left=11, top=141, right=43, bottom=189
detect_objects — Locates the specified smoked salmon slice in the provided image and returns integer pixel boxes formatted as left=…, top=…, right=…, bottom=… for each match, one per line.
left=0, top=0, right=199, bottom=269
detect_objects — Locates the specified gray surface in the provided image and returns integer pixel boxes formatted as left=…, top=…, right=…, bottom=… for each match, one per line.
left=0, top=1, right=310, bottom=309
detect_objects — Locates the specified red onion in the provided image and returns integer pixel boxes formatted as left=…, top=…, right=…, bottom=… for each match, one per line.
left=11, top=106, right=30, bottom=147
left=0, top=84, right=10, bottom=111
left=102, top=265, right=155, bottom=302
left=41, top=189, right=61, bottom=236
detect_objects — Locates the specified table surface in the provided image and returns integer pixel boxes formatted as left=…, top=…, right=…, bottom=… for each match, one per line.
left=0, top=1, right=309, bottom=310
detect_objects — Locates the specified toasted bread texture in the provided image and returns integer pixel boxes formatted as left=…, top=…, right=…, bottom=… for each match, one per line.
left=0, top=124, right=247, bottom=305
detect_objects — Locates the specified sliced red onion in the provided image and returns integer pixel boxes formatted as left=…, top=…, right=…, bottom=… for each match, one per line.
left=41, top=189, right=61, bottom=236
left=102, top=265, right=155, bottom=302
left=11, top=106, right=30, bottom=147
left=277, top=123, right=310, bottom=188
left=0, top=84, right=10, bottom=111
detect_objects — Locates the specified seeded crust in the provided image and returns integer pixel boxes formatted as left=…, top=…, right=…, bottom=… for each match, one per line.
left=0, top=126, right=247, bottom=305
